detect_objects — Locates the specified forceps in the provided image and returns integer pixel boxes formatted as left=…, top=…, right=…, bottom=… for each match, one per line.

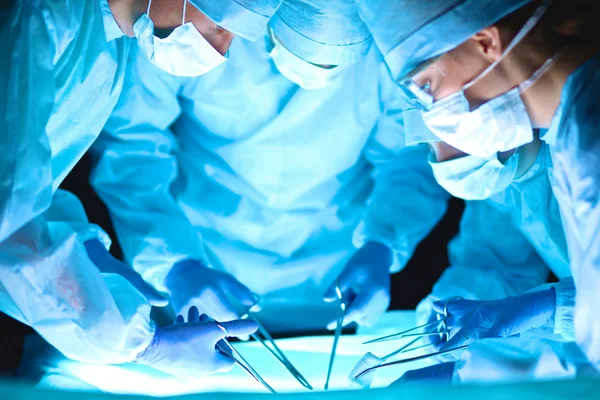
left=240, top=311, right=313, bottom=390
left=212, top=319, right=277, bottom=394
left=363, top=297, right=461, bottom=353
left=324, top=280, right=347, bottom=390
left=354, top=345, right=468, bottom=380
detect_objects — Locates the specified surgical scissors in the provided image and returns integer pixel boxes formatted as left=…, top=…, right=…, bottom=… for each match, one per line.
left=354, top=345, right=468, bottom=380
left=212, top=319, right=277, bottom=394
left=324, top=280, right=347, bottom=390
left=240, top=311, right=313, bottom=390
left=363, top=297, right=462, bottom=351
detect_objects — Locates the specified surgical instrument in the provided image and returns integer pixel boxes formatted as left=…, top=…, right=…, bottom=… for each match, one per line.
left=348, top=337, right=422, bottom=389
left=354, top=345, right=469, bottom=381
left=363, top=297, right=461, bottom=346
left=324, top=280, right=347, bottom=390
left=241, top=311, right=313, bottom=390
left=212, top=319, right=277, bottom=394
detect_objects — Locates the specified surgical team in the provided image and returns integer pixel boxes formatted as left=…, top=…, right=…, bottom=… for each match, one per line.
left=0, top=0, right=598, bottom=387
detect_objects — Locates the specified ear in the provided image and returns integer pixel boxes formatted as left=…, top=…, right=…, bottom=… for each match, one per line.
left=471, top=27, right=505, bottom=63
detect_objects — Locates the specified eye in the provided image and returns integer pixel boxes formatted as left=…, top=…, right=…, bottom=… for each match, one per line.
left=420, top=81, right=432, bottom=94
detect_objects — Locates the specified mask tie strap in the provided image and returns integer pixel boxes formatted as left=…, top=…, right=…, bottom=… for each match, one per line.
left=464, top=0, right=551, bottom=91
left=182, top=0, right=187, bottom=26
left=146, top=0, right=152, bottom=16
left=519, top=53, right=560, bottom=93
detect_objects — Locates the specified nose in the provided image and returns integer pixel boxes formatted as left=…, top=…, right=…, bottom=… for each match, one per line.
left=186, top=3, right=236, bottom=56
left=206, top=29, right=236, bottom=56
left=430, top=142, right=468, bottom=162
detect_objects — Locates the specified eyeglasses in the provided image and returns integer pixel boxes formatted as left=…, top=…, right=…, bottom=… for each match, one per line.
left=396, top=56, right=441, bottom=111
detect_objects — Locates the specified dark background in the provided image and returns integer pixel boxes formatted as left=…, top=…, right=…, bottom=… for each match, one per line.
left=0, top=153, right=465, bottom=378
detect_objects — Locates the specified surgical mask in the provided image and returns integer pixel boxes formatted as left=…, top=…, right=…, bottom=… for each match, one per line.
left=269, top=31, right=346, bottom=90
left=134, top=0, right=227, bottom=77
left=429, top=151, right=520, bottom=200
left=400, top=0, right=552, bottom=158
left=421, top=57, right=556, bottom=158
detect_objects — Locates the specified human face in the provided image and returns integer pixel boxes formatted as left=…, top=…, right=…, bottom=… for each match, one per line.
left=400, top=1, right=555, bottom=161
left=400, top=28, right=519, bottom=112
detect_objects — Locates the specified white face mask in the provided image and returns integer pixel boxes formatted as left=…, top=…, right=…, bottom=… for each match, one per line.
left=402, top=1, right=552, bottom=158
left=134, top=0, right=227, bottom=77
left=429, top=151, right=520, bottom=200
left=422, top=86, right=533, bottom=158
left=422, top=56, right=556, bottom=158
left=269, top=31, right=346, bottom=90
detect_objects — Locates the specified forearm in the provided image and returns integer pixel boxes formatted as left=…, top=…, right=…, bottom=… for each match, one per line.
left=44, top=189, right=111, bottom=246
left=91, top=151, right=207, bottom=292
left=89, top=47, right=203, bottom=292
left=417, top=200, right=550, bottom=324
left=0, top=216, right=154, bottom=364
left=357, top=144, right=450, bottom=272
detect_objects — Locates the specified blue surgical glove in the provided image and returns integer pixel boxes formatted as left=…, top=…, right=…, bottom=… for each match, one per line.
left=439, top=288, right=557, bottom=351
left=136, top=306, right=258, bottom=379
left=390, top=362, right=456, bottom=386
left=165, top=259, right=258, bottom=322
left=84, top=239, right=168, bottom=307
left=418, top=311, right=449, bottom=351
left=323, top=242, right=392, bottom=329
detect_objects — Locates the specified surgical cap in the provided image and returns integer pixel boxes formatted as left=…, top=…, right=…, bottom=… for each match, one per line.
left=269, top=0, right=373, bottom=66
left=358, top=0, right=534, bottom=81
left=190, top=0, right=283, bottom=41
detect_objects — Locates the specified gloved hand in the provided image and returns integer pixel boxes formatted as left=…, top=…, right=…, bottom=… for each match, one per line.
left=136, top=306, right=258, bottom=379
left=323, top=242, right=392, bottom=329
left=165, top=259, right=258, bottom=322
left=84, top=239, right=168, bottom=307
left=390, top=362, right=456, bottom=386
left=418, top=310, right=450, bottom=351
left=439, top=288, right=556, bottom=351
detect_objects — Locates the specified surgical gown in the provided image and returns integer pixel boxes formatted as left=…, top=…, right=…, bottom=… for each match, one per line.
left=0, top=0, right=155, bottom=364
left=413, top=144, right=588, bottom=383
left=90, top=36, right=451, bottom=333
left=417, top=144, right=575, bottom=341
left=542, top=51, right=600, bottom=370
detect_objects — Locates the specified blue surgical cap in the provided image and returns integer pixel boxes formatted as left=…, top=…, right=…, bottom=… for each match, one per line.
left=268, top=0, right=373, bottom=66
left=190, top=0, right=283, bottom=41
left=358, top=0, right=535, bottom=81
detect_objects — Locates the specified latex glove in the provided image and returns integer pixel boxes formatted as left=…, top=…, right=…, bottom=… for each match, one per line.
left=416, top=297, right=481, bottom=352
left=323, top=242, right=392, bottom=329
left=165, top=259, right=258, bottom=322
left=390, top=362, right=456, bottom=386
left=439, top=288, right=556, bottom=351
left=84, top=239, right=168, bottom=307
left=136, top=306, right=258, bottom=379
left=418, top=311, right=450, bottom=351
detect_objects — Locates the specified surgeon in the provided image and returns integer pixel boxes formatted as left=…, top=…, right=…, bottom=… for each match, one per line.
left=1, top=0, right=281, bottom=379
left=358, top=0, right=600, bottom=379
left=90, top=0, right=453, bottom=335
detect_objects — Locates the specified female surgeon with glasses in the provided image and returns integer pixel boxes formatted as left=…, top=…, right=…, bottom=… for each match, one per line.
left=358, top=0, right=600, bottom=383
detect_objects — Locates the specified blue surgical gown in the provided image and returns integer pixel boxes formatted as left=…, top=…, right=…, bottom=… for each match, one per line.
left=0, top=0, right=155, bottom=364
left=90, top=35, right=451, bottom=333
left=542, top=51, right=600, bottom=370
